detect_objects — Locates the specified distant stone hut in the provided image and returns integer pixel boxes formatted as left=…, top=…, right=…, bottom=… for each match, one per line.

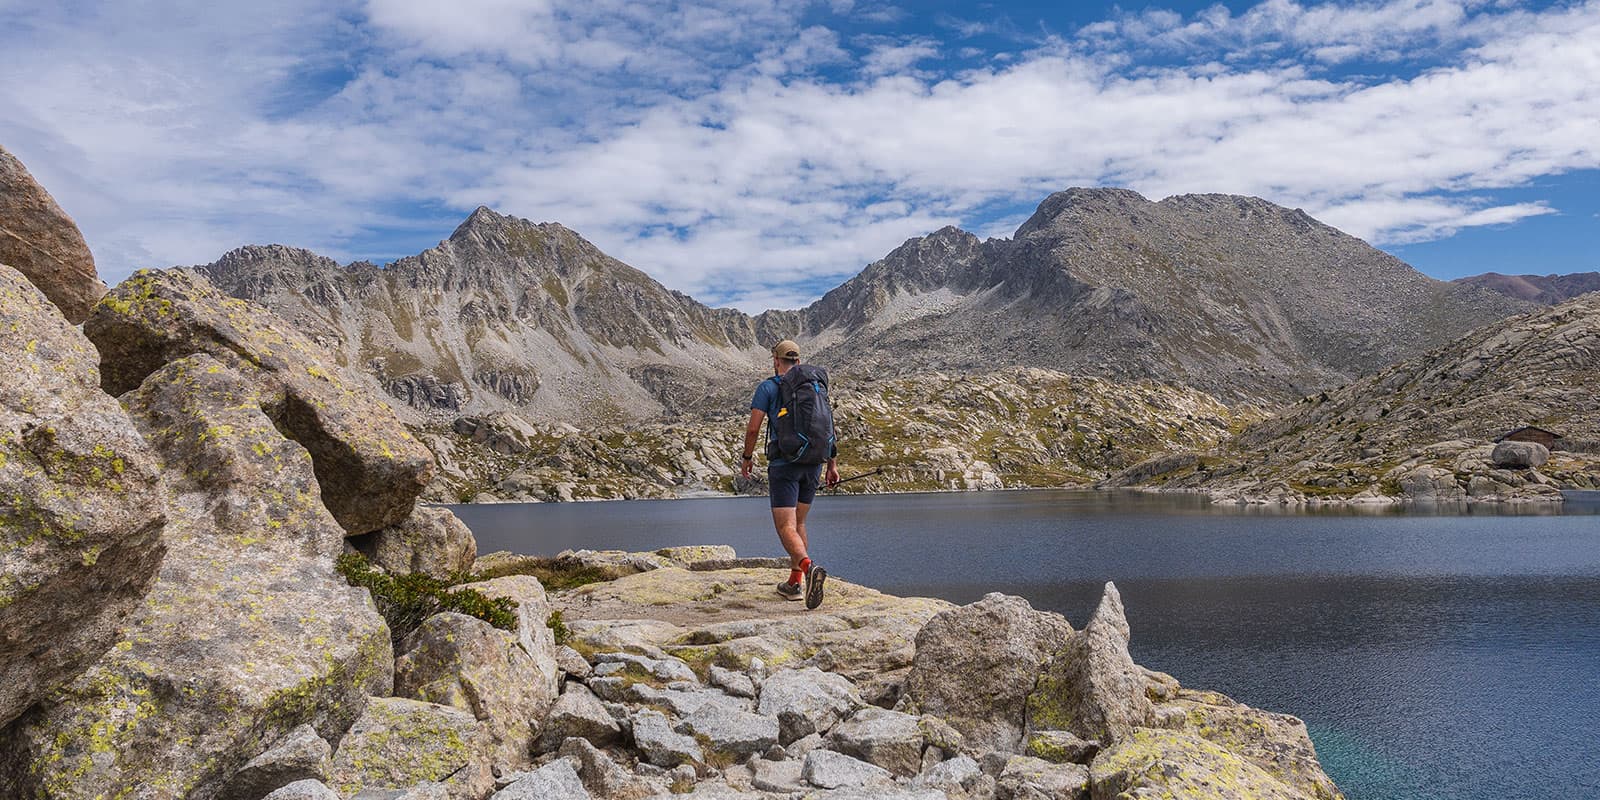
left=1495, top=426, right=1564, bottom=449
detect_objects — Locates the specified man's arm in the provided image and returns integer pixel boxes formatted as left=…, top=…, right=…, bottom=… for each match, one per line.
left=824, top=456, right=839, bottom=487
left=740, top=409, right=764, bottom=479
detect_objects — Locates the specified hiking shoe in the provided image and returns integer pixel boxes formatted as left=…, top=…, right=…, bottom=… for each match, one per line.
left=804, top=563, right=827, bottom=610
left=776, top=581, right=803, bottom=601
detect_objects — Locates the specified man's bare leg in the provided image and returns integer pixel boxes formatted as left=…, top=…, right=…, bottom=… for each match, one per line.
left=771, top=507, right=809, bottom=569
left=794, top=501, right=812, bottom=565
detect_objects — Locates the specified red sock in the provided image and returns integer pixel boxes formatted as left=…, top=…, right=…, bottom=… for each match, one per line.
left=788, top=568, right=804, bottom=584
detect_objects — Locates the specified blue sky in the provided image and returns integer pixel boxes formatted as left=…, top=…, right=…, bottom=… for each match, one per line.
left=1, top=0, right=1595, bottom=311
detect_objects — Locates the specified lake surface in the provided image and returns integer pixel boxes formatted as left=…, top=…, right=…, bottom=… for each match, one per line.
left=448, top=490, right=1600, bottom=800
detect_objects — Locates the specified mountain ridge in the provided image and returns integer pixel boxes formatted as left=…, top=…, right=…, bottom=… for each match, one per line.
left=194, top=189, right=1531, bottom=424
left=1452, top=270, right=1600, bottom=305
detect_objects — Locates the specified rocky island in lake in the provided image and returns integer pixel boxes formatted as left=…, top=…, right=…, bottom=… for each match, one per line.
left=0, top=145, right=1348, bottom=798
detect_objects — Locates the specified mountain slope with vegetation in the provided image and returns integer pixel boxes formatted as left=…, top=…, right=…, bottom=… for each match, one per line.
left=1110, top=293, right=1600, bottom=502
left=795, top=189, right=1529, bottom=401
left=420, top=368, right=1246, bottom=503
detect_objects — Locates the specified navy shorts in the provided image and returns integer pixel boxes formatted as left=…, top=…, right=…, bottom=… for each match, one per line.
left=768, top=462, right=822, bottom=508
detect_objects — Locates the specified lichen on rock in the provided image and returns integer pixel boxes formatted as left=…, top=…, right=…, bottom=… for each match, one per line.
left=1089, top=727, right=1309, bottom=799
left=1025, top=582, right=1154, bottom=744
left=0, top=264, right=165, bottom=729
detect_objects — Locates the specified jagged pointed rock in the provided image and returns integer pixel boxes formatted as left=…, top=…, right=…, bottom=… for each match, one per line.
left=1025, top=581, right=1153, bottom=744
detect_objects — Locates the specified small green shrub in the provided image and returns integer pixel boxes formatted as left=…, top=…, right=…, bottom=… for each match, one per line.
left=335, top=552, right=517, bottom=646
left=546, top=610, right=570, bottom=646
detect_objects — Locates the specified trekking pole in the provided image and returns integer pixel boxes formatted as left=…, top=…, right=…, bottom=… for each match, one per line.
left=826, top=467, right=885, bottom=491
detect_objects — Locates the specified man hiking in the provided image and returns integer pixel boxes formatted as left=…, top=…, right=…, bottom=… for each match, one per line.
left=741, top=339, right=839, bottom=609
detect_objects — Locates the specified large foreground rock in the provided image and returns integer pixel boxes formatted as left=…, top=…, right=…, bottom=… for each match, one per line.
left=395, top=612, right=554, bottom=770
left=354, top=504, right=477, bottom=579
left=85, top=268, right=434, bottom=534
left=0, top=145, right=106, bottom=321
left=0, top=266, right=165, bottom=727
left=455, top=574, right=561, bottom=701
left=904, top=592, right=1074, bottom=751
left=0, top=355, right=393, bottom=799
left=1169, top=690, right=1343, bottom=800
left=326, top=697, right=494, bottom=800
left=1026, top=582, right=1152, bottom=744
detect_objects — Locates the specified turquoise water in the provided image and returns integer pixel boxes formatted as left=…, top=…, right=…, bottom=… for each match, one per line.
left=449, top=490, right=1600, bottom=799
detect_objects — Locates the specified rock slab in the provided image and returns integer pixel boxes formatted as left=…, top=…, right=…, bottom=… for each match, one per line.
left=827, top=707, right=926, bottom=777
left=354, top=504, right=477, bottom=579
left=757, top=666, right=863, bottom=745
left=537, top=683, right=621, bottom=752
left=1088, top=728, right=1305, bottom=799
left=327, top=697, right=494, bottom=800
left=904, top=592, right=1074, bottom=751
left=84, top=268, right=434, bottom=535
left=802, top=749, right=894, bottom=789
left=395, top=611, right=553, bottom=770
left=0, top=144, right=106, bottom=322
left=1026, top=582, right=1152, bottom=743
left=221, top=724, right=332, bottom=800
left=455, top=574, right=562, bottom=701
left=0, top=265, right=165, bottom=728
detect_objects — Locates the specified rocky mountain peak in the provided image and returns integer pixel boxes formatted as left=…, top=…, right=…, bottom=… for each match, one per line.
left=1013, top=187, right=1152, bottom=239
left=198, top=244, right=347, bottom=302
left=453, top=204, right=506, bottom=235
left=211, top=243, right=340, bottom=273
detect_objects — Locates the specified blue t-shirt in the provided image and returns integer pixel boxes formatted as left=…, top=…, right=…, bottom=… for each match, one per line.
left=750, top=376, right=787, bottom=467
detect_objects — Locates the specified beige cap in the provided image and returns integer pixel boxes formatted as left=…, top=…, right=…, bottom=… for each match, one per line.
left=771, top=339, right=801, bottom=360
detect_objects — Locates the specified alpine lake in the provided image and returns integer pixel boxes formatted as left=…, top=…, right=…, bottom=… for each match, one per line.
left=448, top=489, right=1600, bottom=800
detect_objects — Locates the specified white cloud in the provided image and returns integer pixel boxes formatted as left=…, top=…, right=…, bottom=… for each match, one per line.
left=1315, top=197, right=1554, bottom=244
left=1083, top=0, right=1482, bottom=63
left=1, top=0, right=1597, bottom=311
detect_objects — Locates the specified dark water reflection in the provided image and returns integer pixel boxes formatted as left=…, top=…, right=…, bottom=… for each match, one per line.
left=449, top=490, right=1600, bottom=800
